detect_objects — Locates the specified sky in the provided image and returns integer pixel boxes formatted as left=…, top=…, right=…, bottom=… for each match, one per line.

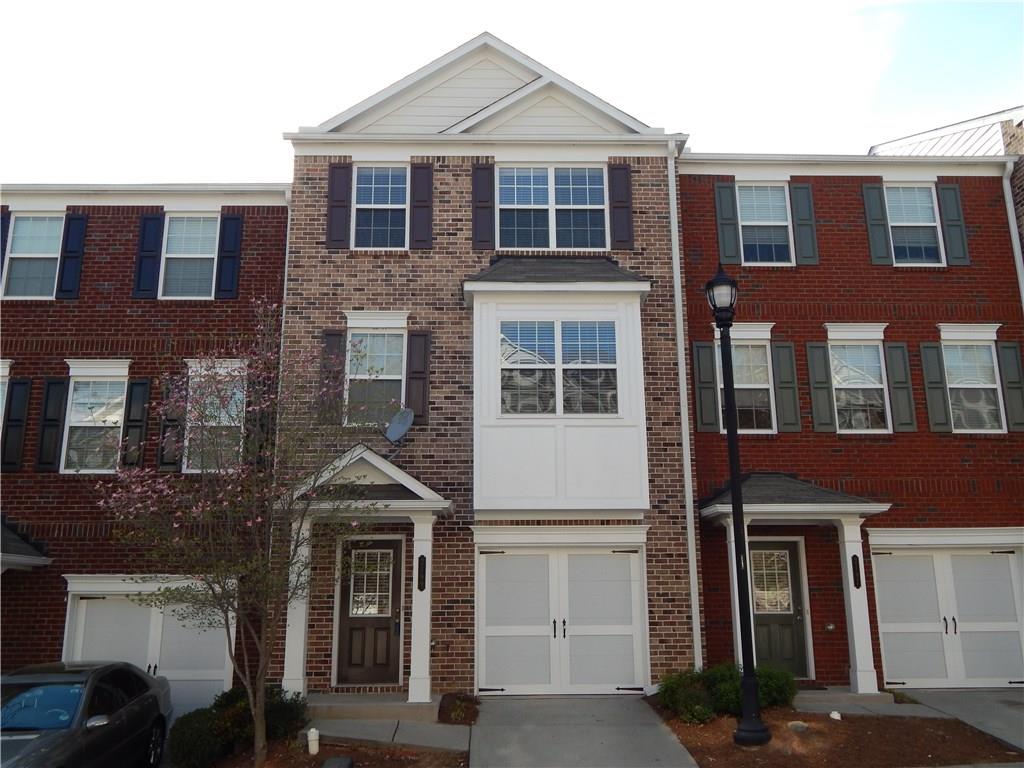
left=1, top=0, right=1020, bottom=183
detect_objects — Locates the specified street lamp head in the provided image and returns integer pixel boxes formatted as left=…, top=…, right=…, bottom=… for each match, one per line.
left=705, top=264, right=738, bottom=328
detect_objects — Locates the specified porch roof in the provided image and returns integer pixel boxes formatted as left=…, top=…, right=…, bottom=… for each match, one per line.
left=700, top=473, right=889, bottom=524
left=1, top=520, right=52, bottom=572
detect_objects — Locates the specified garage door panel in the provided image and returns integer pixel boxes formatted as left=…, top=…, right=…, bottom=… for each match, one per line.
left=567, top=554, right=633, bottom=626
left=160, top=610, right=228, bottom=672
left=486, top=555, right=551, bottom=627
left=485, top=636, right=552, bottom=686
left=874, top=556, right=941, bottom=624
left=568, top=635, right=634, bottom=685
left=77, top=598, right=152, bottom=669
left=880, top=631, right=948, bottom=680
left=951, top=555, right=1019, bottom=623
left=960, top=632, right=1024, bottom=680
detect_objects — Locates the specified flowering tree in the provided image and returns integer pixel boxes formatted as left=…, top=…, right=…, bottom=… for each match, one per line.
left=99, top=301, right=393, bottom=767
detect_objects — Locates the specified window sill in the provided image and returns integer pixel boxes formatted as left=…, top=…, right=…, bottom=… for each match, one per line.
left=739, top=262, right=796, bottom=268
left=1, top=295, right=56, bottom=301
left=59, top=468, right=118, bottom=475
left=495, top=248, right=611, bottom=257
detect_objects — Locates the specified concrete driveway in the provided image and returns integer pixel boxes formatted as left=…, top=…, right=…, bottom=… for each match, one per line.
left=906, top=688, right=1024, bottom=750
left=469, top=696, right=697, bottom=768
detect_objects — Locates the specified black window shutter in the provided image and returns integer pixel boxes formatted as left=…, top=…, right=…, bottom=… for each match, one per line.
left=1, top=379, right=31, bottom=472
left=409, top=164, right=434, bottom=250
left=406, top=331, right=431, bottom=425
left=937, top=184, right=970, bottom=266
left=771, top=342, right=801, bottom=431
left=920, top=343, right=953, bottom=432
left=996, top=342, right=1024, bottom=431
left=120, top=378, right=150, bottom=468
left=36, top=378, right=69, bottom=472
left=326, top=163, right=352, bottom=249
left=692, top=342, right=720, bottom=432
left=319, top=330, right=347, bottom=423
left=133, top=214, right=164, bottom=298
left=608, top=164, right=634, bottom=250
left=883, top=342, right=917, bottom=432
left=789, top=184, right=818, bottom=265
left=214, top=214, right=244, bottom=299
left=714, top=182, right=741, bottom=265
left=158, top=381, right=184, bottom=472
left=863, top=184, right=892, bottom=265
left=0, top=211, right=9, bottom=275
left=472, top=164, right=495, bottom=250
left=55, top=214, right=88, bottom=300
left=806, top=343, right=837, bottom=432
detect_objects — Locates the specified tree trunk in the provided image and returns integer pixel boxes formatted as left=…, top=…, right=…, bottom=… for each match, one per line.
left=252, top=687, right=268, bottom=768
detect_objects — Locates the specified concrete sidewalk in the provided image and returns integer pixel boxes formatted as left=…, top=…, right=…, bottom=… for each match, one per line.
left=905, top=689, right=1024, bottom=750
left=794, top=689, right=952, bottom=718
left=308, top=717, right=470, bottom=751
left=469, top=696, right=697, bottom=768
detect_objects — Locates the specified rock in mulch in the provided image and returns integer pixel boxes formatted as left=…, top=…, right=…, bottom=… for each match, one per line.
left=788, top=721, right=810, bottom=733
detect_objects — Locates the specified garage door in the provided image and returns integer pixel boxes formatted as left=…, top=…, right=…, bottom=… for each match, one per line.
left=477, top=548, right=647, bottom=694
left=69, top=596, right=232, bottom=717
left=873, top=549, right=1024, bottom=688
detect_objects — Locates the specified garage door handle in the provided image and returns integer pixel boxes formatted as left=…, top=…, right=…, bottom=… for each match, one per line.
left=562, top=619, right=566, bottom=638
left=553, top=620, right=557, bottom=638
left=952, top=617, right=957, bottom=635
left=943, top=617, right=948, bottom=635
left=146, top=664, right=151, bottom=675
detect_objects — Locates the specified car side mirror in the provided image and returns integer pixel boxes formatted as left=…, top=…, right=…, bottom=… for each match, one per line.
left=85, top=715, right=110, bottom=730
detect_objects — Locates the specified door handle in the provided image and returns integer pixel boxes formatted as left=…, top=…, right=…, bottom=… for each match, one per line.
left=553, top=620, right=557, bottom=638
left=146, top=664, right=151, bottom=675
left=952, top=617, right=957, bottom=635
left=562, top=619, right=566, bottom=639
left=152, top=664, right=157, bottom=675
left=943, top=617, right=948, bottom=635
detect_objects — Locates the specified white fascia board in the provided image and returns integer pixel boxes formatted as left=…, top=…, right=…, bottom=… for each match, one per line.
left=678, top=154, right=1010, bottom=180
left=474, top=509, right=645, bottom=521
left=1, top=553, right=52, bottom=571
left=296, top=443, right=445, bottom=502
left=937, top=323, right=1001, bottom=341
left=344, top=310, right=409, bottom=329
left=867, top=527, right=1024, bottom=549
left=701, top=503, right=891, bottom=521
left=66, top=359, right=132, bottom=378
left=3, top=184, right=289, bottom=210
left=471, top=524, right=649, bottom=546
left=464, top=281, right=651, bottom=306
left=825, top=323, right=888, bottom=341
left=291, top=140, right=679, bottom=163
left=64, top=574, right=201, bottom=593
left=287, top=132, right=681, bottom=145
left=712, top=322, right=775, bottom=341
left=310, top=499, right=451, bottom=515
left=0, top=360, right=10, bottom=379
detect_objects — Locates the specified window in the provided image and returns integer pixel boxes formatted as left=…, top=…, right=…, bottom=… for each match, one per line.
left=184, top=360, right=246, bottom=472
left=0, top=360, right=9, bottom=422
left=3, top=215, right=64, bottom=298
left=349, top=549, right=393, bottom=616
left=829, top=344, right=889, bottom=432
left=161, top=215, right=219, bottom=298
left=942, top=343, right=1004, bottom=432
left=884, top=186, right=944, bottom=265
left=62, top=378, right=127, bottom=473
left=346, top=331, right=405, bottom=423
left=751, top=550, right=793, bottom=614
left=500, top=320, right=617, bottom=415
left=353, top=167, right=408, bottom=249
left=716, top=341, right=775, bottom=431
left=737, top=185, right=792, bottom=264
left=498, top=167, right=607, bottom=250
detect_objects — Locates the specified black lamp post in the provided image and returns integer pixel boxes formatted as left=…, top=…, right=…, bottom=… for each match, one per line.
left=704, top=265, right=772, bottom=747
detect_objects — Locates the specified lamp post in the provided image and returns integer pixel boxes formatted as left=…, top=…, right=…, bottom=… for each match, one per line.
left=704, top=265, right=771, bottom=747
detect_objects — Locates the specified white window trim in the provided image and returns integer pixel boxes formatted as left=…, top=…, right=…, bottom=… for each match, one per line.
left=939, top=338, right=1007, bottom=435
left=712, top=323, right=777, bottom=434
left=344, top=327, right=408, bottom=426
left=937, top=323, right=1001, bottom=342
left=158, top=212, right=220, bottom=301
left=824, top=323, right=889, bottom=342
left=347, top=547, right=395, bottom=618
left=60, top=361, right=131, bottom=475
left=884, top=183, right=946, bottom=268
left=182, top=358, right=247, bottom=474
left=344, top=310, right=410, bottom=330
left=499, top=318, right=621, bottom=418
left=350, top=163, right=411, bottom=252
left=0, top=359, right=10, bottom=422
left=735, top=182, right=796, bottom=267
left=826, top=339, right=893, bottom=434
left=2, top=212, right=65, bottom=300
left=495, top=164, right=611, bottom=252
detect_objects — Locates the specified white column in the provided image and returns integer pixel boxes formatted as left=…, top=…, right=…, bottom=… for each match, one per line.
left=408, top=513, right=435, bottom=703
left=722, top=519, right=754, bottom=667
left=281, top=520, right=311, bottom=696
left=836, top=518, right=879, bottom=694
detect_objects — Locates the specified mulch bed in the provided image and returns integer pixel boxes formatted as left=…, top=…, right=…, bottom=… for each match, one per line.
left=218, top=740, right=468, bottom=768
left=653, top=703, right=1023, bottom=768
left=437, top=693, right=480, bottom=726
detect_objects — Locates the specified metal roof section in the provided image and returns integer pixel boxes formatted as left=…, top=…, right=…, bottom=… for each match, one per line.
left=868, top=106, right=1023, bottom=157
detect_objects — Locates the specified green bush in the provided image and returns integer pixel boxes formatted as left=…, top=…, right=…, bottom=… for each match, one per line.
left=212, top=685, right=309, bottom=747
left=756, top=664, right=798, bottom=708
left=701, top=664, right=743, bottom=715
left=659, top=670, right=715, bottom=724
left=658, top=663, right=797, bottom=721
left=168, top=707, right=230, bottom=768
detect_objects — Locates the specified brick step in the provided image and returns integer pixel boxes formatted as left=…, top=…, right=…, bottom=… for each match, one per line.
left=306, top=693, right=440, bottom=723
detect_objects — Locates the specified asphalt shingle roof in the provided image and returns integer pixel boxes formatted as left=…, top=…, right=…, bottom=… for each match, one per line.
left=702, top=472, right=874, bottom=508
left=1, top=521, right=47, bottom=559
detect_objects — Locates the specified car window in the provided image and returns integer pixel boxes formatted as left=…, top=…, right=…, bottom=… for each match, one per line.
left=1, top=682, right=84, bottom=731
left=87, top=679, right=126, bottom=718
left=108, top=669, right=148, bottom=703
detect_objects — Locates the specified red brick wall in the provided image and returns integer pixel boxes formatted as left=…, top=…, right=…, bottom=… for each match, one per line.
left=681, top=171, right=1024, bottom=685
left=0, top=203, right=288, bottom=671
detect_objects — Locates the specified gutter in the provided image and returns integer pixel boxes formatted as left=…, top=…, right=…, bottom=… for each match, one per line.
left=1002, top=159, right=1024, bottom=307
left=666, top=138, right=703, bottom=670
left=285, top=132, right=689, bottom=145
left=680, top=152, right=1014, bottom=165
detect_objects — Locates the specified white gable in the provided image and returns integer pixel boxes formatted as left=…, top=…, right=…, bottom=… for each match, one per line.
left=299, top=443, right=443, bottom=502
left=466, top=89, right=619, bottom=135
left=329, top=456, right=399, bottom=486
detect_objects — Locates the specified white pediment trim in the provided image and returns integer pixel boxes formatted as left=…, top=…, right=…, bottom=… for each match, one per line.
left=297, top=443, right=444, bottom=502
left=458, top=83, right=627, bottom=135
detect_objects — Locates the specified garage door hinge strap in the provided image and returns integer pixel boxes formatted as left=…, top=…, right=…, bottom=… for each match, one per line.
left=990, top=550, right=1014, bottom=555
left=1010, top=680, right=1024, bottom=685
left=479, top=550, right=506, bottom=555
left=873, top=551, right=893, bottom=556
left=478, top=687, right=506, bottom=692
left=78, top=596, right=107, bottom=600
left=885, top=680, right=906, bottom=686
left=612, top=549, right=639, bottom=554
left=615, top=686, right=644, bottom=691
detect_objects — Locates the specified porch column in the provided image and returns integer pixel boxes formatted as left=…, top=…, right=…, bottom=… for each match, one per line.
left=408, top=513, right=436, bottom=703
left=836, top=518, right=878, bottom=693
left=282, top=519, right=311, bottom=696
left=722, top=519, right=750, bottom=667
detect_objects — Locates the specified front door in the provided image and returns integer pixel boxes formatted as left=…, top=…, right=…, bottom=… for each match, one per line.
left=750, top=542, right=808, bottom=677
left=337, top=540, right=402, bottom=685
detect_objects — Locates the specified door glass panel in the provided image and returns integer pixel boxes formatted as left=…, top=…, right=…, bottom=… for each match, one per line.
left=485, top=636, right=551, bottom=685
left=485, top=555, right=550, bottom=627
left=960, top=632, right=1024, bottom=680
left=873, top=555, right=941, bottom=623
left=349, top=549, right=393, bottom=617
left=951, top=555, right=1019, bottom=623
left=568, top=554, right=631, bottom=625
left=78, top=598, right=151, bottom=669
left=881, top=632, right=947, bottom=679
left=751, top=550, right=793, bottom=614
left=569, top=635, right=634, bottom=685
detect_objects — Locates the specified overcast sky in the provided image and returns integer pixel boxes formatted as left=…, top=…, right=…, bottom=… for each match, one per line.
left=2, top=0, right=1021, bottom=183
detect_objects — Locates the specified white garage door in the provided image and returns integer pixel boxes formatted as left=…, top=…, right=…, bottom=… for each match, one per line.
left=873, top=549, right=1024, bottom=688
left=70, top=596, right=232, bottom=717
left=478, top=548, right=647, bottom=694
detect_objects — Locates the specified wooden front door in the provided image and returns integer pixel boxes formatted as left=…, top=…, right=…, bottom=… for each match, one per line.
left=750, top=542, right=808, bottom=677
left=337, top=540, right=402, bottom=684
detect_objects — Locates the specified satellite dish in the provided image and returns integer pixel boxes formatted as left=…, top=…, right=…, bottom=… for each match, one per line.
left=383, top=408, right=415, bottom=444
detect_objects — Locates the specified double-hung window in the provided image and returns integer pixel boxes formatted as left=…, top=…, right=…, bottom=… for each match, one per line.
left=938, top=326, right=1005, bottom=432
left=716, top=340, right=775, bottom=431
left=825, top=325, right=891, bottom=432
left=160, top=215, right=219, bottom=298
left=497, top=167, right=607, bottom=250
left=500, top=320, right=618, bottom=415
left=353, top=167, right=408, bottom=249
left=885, top=186, right=944, bottom=265
left=737, top=185, right=793, bottom=264
left=0, top=360, right=10, bottom=422
left=183, top=359, right=246, bottom=472
left=62, top=361, right=130, bottom=473
left=3, top=214, right=64, bottom=298
left=346, top=330, right=406, bottom=424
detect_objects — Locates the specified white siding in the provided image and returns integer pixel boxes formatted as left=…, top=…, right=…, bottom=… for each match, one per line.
left=362, top=58, right=529, bottom=134
left=483, top=95, right=614, bottom=135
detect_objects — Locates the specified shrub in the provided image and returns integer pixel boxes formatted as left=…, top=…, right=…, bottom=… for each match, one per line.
left=700, top=664, right=743, bottom=715
left=756, top=664, right=797, bottom=708
left=658, top=670, right=715, bottom=724
left=168, top=707, right=230, bottom=768
left=212, top=685, right=309, bottom=748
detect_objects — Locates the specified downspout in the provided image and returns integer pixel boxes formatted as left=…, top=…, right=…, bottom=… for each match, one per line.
left=1002, top=159, right=1024, bottom=307
left=666, top=139, right=703, bottom=669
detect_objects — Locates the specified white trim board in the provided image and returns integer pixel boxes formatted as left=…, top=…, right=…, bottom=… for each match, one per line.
left=471, top=525, right=649, bottom=546
left=867, top=527, right=1024, bottom=549
left=937, top=323, right=1001, bottom=341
